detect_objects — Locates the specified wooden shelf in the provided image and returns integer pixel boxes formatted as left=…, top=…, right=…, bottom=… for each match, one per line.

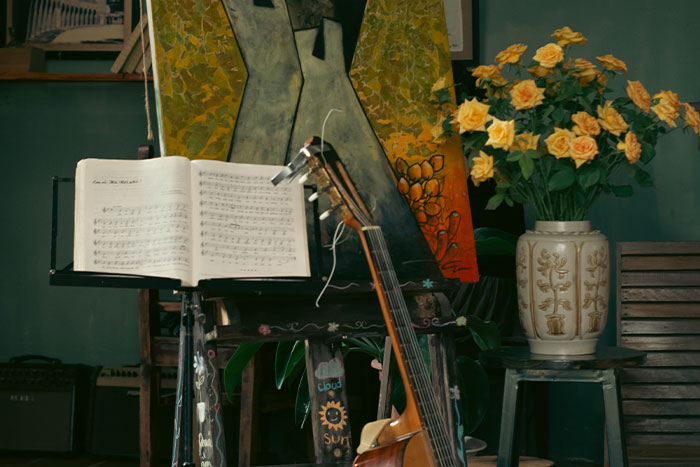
left=0, top=72, right=153, bottom=82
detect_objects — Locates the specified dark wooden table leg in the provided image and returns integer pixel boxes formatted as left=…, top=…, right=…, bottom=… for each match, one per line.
left=306, top=338, right=354, bottom=464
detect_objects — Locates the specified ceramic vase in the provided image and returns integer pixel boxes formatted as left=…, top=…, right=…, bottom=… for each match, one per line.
left=515, top=221, right=609, bottom=355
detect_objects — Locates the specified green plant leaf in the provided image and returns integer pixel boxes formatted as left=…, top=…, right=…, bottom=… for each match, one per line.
left=473, top=227, right=518, bottom=256
left=576, top=165, right=601, bottom=189
left=633, top=166, right=654, bottom=187
left=456, top=356, right=490, bottom=435
left=294, top=369, right=311, bottom=427
left=506, top=150, right=523, bottom=162
left=275, top=340, right=306, bottom=390
left=640, top=142, right=655, bottom=164
left=611, top=184, right=634, bottom=197
left=344, top=337, right=384, bottom=360
left=519, top=155, right=535, bottom=180
left=524, top=149, right=542, bottom=159
left=485, top=192, right=505, bottom=210
left=467, top=315, right=501, bottom=351
left=224, top=342, right=263, bottom=402
left=548, top=166, right=575, bottom=191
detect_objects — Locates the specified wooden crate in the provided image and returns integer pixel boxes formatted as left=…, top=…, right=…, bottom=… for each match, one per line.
left=617, top=242, right=700, bottom=463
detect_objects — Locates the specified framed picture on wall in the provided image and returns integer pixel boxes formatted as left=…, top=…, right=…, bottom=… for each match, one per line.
left=443, top=0, right=478, bottom=64
left=6, top=0, right=133, bottom=52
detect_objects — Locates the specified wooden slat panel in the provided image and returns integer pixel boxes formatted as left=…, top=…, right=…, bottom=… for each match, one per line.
left=622, top=319, right=700, bottom=335
left=622, top=336, right=700, bottom=350
left=622, top=288, right=700, bottom=302
left=625, top=417, right=700, bottom=432
left=620, top=242, right=700, bottom=256
left=622, top=384, right=700, bottom=399
left=621, top=271, right=700, bottom=287
left=622, top=256, right=700, bottom=271
left=628, top=433, right=700, bottom=448
left=621, top=368, right=700, bottom=383
left=621, top=303, right=700, bottom=318
left=643, top=352, right=700, bottom=367
left=623, top=400, right=700, bottom=415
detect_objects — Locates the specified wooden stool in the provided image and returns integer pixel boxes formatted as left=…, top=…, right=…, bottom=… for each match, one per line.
left=479, top=346, right=646, bottom=467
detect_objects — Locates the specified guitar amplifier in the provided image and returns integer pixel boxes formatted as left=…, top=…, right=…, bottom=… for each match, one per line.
left=87, top=366, right=177, bottom=458
left=0, top=356, right=92, bottom=452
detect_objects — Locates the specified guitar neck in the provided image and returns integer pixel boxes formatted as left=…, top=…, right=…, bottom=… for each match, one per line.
left=359, top=225, right=457, bottom=467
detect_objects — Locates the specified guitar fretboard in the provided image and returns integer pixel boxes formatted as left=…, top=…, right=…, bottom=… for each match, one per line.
left=363, top=226, right=457, bottom=467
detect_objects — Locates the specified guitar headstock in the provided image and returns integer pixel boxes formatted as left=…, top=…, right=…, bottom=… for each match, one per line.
left=271, top=137, right=372, bottom=232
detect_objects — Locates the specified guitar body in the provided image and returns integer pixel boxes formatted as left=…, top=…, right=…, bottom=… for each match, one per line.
left=354, top=429, right=432, bottom=467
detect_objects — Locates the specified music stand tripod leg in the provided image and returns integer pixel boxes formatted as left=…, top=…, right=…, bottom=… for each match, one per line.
left=171, top=292, right=196, bottom=467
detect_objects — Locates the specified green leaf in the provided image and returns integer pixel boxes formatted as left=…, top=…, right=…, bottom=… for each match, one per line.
left=224, top=342, right=263, bottom=402
left=294, top=369, right=311, bottom=427
left=576, top=165, right=601, bottom=189
left=548, top=166, right=575, bottom=191
left=611, top=184, right=634, bottom=197
left=456, top=357, right=490, bottom=435
left=524, top=149, right=542, bottom=159
left=519, top=155, right=535, bottom=180
left=506, top=150, right=523, bottom=162
left=275, top=340, right=306, bottom=390
left=485, top=192, right=505, bottom=210
left=640, top=142, right=655, bottom=164
left=634, top=166, right=654, bottom=187
left=467, top=315, right=501, bottom=351
left=473, top=227, right=518, bottom=256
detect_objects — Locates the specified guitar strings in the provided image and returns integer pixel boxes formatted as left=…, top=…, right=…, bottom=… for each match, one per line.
left=365, top=227, right=456, bottom=466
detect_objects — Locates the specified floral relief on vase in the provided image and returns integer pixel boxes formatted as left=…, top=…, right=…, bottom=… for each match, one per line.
left=535, top=249, right=572, bottom=336
left=583, top=246, right=608, bottom=333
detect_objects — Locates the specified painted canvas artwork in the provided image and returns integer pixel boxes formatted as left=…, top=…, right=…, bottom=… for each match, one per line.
left=146, top=0, right=478, bottom=282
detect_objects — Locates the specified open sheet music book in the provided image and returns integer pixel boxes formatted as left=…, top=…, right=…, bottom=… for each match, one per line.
left=73, top=156, right=310, bottom=286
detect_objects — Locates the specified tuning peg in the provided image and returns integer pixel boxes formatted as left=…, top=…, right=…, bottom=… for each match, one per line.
left=319, top=209, right=333, bottom=221
left=308, top=192, right=320, bottom=202
left=298, top=171, right=311, bottom=185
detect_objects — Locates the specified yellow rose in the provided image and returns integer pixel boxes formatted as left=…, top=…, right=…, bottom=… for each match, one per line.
left=430, top=114, right=448, bottom=144
left=682, top=103, right=700, bottom=135
left=509, top=80, right=545, bottom=110
left=573, top=58, right=597, bottom=85
left=545, top=127, right=575, bottom=159
left=485, top=118, right=515, bottom=150
left=594, top=69, right=607, bottom=88
left=510, top=132, right=540, bottom=152
left=570, top=135, right=598, bottom=168
left=495, top=43, right=528, bottom=64
left=471, top=151, right=494, bottom=187
left=597, top=101, right=629, bottom=136
left=528, top=65, right=553, bottom=78
left=652, top=90, right=680, bottom=127
left=551, top=26, right=587, bottom=46
left=533, top=43, right=564, bottom=68
left=626, top=80, right=651, bottom=113
left=454, top=98, right=490, bottom=133
left=472, top=65, right=508, bottom=87
left=571, top=111, right=601, bottom=136
left=616, top=132, right=642, bottom=164
left=596, top=54, right=627, bottom=72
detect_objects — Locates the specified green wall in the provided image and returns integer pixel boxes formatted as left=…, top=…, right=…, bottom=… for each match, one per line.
left=0, top=60, right=159, bottom=367
left=478, top=0, right=700, bottom=463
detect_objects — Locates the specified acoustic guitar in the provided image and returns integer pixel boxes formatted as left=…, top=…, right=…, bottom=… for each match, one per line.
left=272, top=137, right=460, bottom=467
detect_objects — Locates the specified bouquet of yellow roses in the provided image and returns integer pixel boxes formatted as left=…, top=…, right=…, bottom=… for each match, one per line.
left=432, top=26, right=700, bottom=221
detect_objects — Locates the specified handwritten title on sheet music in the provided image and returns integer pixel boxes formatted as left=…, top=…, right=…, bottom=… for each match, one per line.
left=92, top=177, right=142, bottom=185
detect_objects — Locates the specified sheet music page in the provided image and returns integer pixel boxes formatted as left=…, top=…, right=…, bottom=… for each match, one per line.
left=191, top=159, right=310, bottom=283
left=74, top=156, right=194, bottom=285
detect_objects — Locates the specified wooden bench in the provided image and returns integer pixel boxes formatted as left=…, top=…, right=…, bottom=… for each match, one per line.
left=616, top=242, right=700, bottom=464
